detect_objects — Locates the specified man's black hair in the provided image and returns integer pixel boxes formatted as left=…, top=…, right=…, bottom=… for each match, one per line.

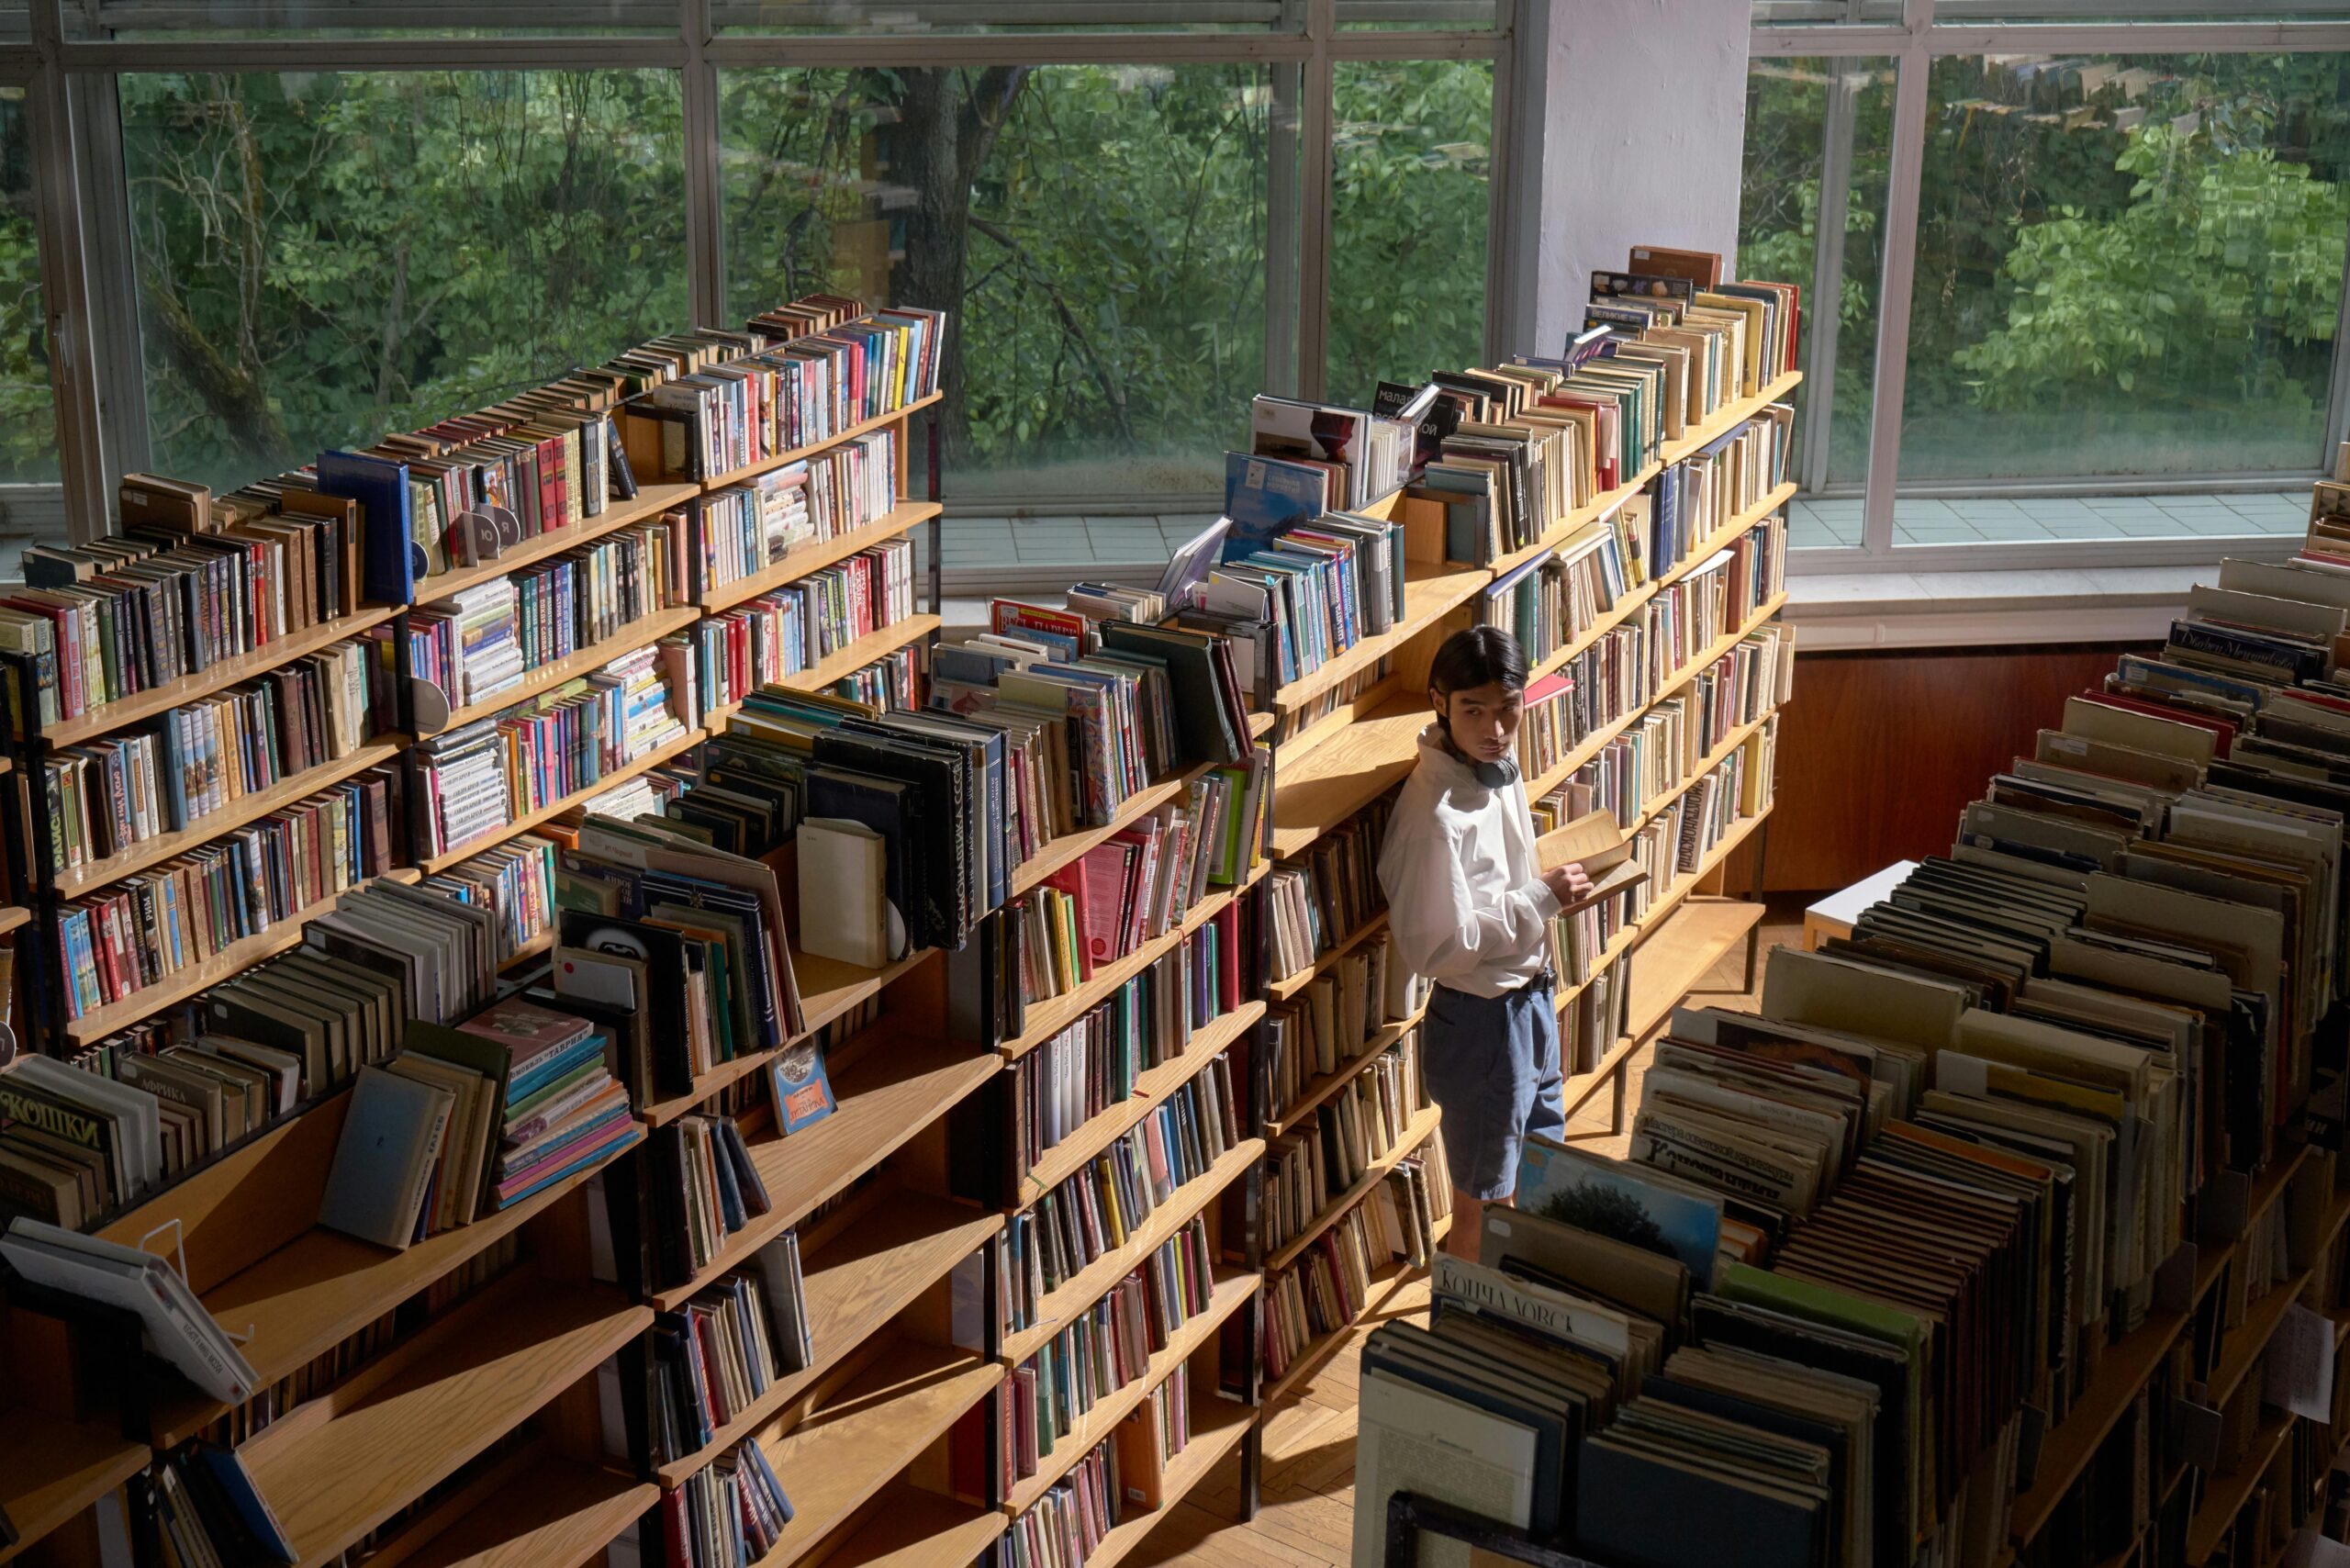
left=1427, top=624, right=1528, bottom=699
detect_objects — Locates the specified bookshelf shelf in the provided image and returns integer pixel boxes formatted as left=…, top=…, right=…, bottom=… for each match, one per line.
left=1079, top=1390, right=1258, bottom=1568
left=430, top=603, right=705, bottom=735
left=415, top=723, right=707, bottom=876
left=38, top=603, right=402, bottom=750
left=653, top=1189, right=1004, bottom=1484
left=1267, top=696, right=1427, bottom=862
left=1002, top=1136, right=1268, bottom=1366
left=1658, top=372, right=1802, bottom=469
left=1017, top=1002, right=1266, bottom=1203
left=2187, top=1412, right=2297, bottom=1566
left=635, top=946, right=935, bottom=1127
left=1648, top=480, right=1798, bottom=594
left=0, top=1406, right=149, bottom=1565
left=50, top=734, right=410, bottom=898
left=62, top=865, right=419, bottom=1043
left=690, top=391, right=944, bottom=495
left=821, top=1481, right=1009, bottom=1568
left=695, top=501, right=946, bottom=618
left=1010, top=757, right=1228, bottom=902
left=648, top=1036, right=1001, bottom=1311
left=1621, top=897, right=1766, bottom=1042
left=744, top=1339, right=1003, bottom=1568
left=778, top=611, right=941, bottom=696
left=0, top=904, right=26, bottom=935
left=1268, top=912, right=1391, bottom=1004
left=143, top=1132, right=643, bottom=1448
left=1525, top=577, right=1661, bottom=687
left=1266, top=1104, right=1443, bottom=1274
left=1002, top=1266, right=1260, bottom=1517
left=1556, top=801, right=1774, bottom=1033
left=1263, top=1218, right=1447, bottom=1408
left=499, top=927, right=557, bottom=973
left=1266, top=1007, right=1427, bottom=1139
left=397, top=1455, right=656, bottom=1568
left=237, top=1272, right=651, bottom=1565
left=1000, top=873, right=1258, bottom=1061
left=1271, top=558, right=1489, bottom=719
left=412, top=482, right=701, bottom=605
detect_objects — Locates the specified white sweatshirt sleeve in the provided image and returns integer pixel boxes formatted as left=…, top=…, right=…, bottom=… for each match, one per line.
left=1381, top=813, right=1562, bottom=985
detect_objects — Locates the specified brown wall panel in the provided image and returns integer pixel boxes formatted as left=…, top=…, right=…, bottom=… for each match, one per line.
left=1760, top=642, right=2157, bottom=895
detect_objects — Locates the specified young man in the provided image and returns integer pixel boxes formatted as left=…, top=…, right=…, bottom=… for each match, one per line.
left=1378, top=625, right=1591, bottom=1257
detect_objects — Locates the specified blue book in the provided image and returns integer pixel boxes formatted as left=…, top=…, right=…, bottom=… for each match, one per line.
left=1223, top=452, right=1329, bottom=559
left=318, top=449, right=424, bottom=606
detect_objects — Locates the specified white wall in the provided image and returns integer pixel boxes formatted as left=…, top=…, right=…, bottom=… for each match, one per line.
left=1499, top=0, right=1755, bottom=360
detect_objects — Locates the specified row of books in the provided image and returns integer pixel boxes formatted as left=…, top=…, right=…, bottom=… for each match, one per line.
left=1011, top=788, right=1237, bottom=1011
left=1265, top=933, right=1425, bottom=1129
left=1263, top=1028, right=1429, bottom=1257
left=1005, top=1211, right=1217, bottom=1478
left=410, top=512, right=688, bottom=710
left=824, top=643, right=923, bottom=711
left=413, top=647, right=690, bottom=858
left=1265, top=797, right=1389, bottom=984
left=426, top=831, right=560, bottom=963
left=997, top=1055, right=1244, bottom=1338
left=664, top=1441, right=795, bottom=1568
left=1259, top=1143, right=1451, bottom=1386
left=686, top=429, right=900, bottom=602
left=39, top=634, right=381, bottom=876
left=1009, top=904, right=1244, bottom=1186
left=1000, top=1373, right=1188, bottom=1568
left=643, top=1230, right=813, bottom=1466
left=1516, top=619, right=1647, bottom=784
left=57, top=768, right=403, bottom=1023
left=1188, top=508, right=1406, bottom=694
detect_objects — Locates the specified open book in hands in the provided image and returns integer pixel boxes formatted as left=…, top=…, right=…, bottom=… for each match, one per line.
left=1536, top=809, right=1650, bottom=912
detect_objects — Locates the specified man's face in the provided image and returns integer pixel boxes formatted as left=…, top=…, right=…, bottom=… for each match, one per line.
left=1433, top=679, right=1523, bottom=767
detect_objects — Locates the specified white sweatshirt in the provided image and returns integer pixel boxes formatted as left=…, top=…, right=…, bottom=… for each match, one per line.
left=1377, top=723, right=1561, bottom=998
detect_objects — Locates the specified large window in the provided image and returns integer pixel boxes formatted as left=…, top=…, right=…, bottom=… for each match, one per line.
left=1326, top=57, right=1493, bottom=399
left=119, top=69, right=688, bottom=488
left=1748, top=6, right=2350, bottom=561
left=720, top=62, right=1281, bottom=506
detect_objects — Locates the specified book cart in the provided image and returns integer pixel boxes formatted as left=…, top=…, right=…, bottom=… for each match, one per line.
left=0, top=378, right=956, bottom=1568
left=1249, top=369, right=1799, bottom=1412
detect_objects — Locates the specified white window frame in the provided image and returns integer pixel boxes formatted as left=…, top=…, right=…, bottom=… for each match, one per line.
left=1754, top=0, right=2350, bottom=574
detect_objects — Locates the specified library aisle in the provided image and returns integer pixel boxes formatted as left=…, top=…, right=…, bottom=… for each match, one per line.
left=1125, top=911, right=1807, bottom=1568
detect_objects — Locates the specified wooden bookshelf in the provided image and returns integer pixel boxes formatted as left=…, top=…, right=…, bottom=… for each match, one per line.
left=429, top=603, right=704, bottom=734
left=0, top=1407, right=149, bottom=1565
left=740, top=1339, right=1003, bottom=1565
left=693, top=391, right=944, bottom=494
left=820, top=1481, right=1009, bottom=1568
left=646, top=1033, right=1001, bottom=1311
left=397, top=1455, right=656, bottom=1568
left=1268, top=911, right=1391, bottom=1004
left=1659, top=371, right=1802, bottom=468
left=651, top=1187, right=1003, bottom=1483
left=778, top=611, right=940, bottom=695
left=696, top=501, right=946, bottom=618
left=1266, top=1007, right=1427, bottom=1139
left=1002, top=1267, right=1259, bottom=1516
left=50, top=734, right=410, bottom=897
left=1621, top=897, right=1766, bottom=1042
left=415, top=723, right=706, bottom=876
left=1266, top=1105, right=1443, bottom=1274
left=39, top=602, right=402, bottom=750
left=1264, top=1212, right=1450, bottom=1408
left=1080, top=1389, right=1258, bottom=1568
left=1650, top=480, right=1799, bottom=592
left=411, top=481, right=701, bottom=604
left=2188, top=1413, right=2297, bottom=1566
left=1003, top=1136, right=1267, bottom=1366
left=1017, top=1002, right=1265, bottom=1202
left=236, top=1272, right=651, bottom=1565
left=1010, top=756, right=1234, bottom=902
left=1000, top=870, right=1259, bottom=1060
left=1272, top=558, right=1490, bottom=719
left=0, top=904, right=27, bottom=935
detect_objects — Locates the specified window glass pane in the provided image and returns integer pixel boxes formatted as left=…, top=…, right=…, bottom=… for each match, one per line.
left=1930, top=3, right=2350, bottom=20
left=1750, top=1, right=1905, bottom=22
left=1326, top=57, right=1491, bottom=400
left=721, top=63, right=1283, bottom=511
left=1740, top=53, right=1895, bottom=548
left=120, top=70, right=689, bottom=491
left=89, top=1, right=677, bottom=39
left=0, top=85, right=59, bottom=490
left=711, top=2, right=1288, bottom=36
left=1897, top=50, right=2349, bottom=551
left=1335, top=0, right=1496, bottom=32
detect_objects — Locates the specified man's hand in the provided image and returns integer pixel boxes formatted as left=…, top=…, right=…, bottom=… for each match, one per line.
left=1542, top=861, right=1595, bottom=907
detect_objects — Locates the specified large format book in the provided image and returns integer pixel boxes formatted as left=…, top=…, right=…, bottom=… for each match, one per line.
left=317, top=1063, right=454, bottom=1249
left=0, top=1217, right=261, bottom=1403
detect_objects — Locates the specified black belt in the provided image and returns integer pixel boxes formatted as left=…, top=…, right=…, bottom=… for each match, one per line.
left=1438, top=967, right=1555, bottom=1002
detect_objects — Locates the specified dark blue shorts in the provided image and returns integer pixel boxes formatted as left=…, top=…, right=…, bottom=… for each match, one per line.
left=1422, top=977, right=1565, bottom=1202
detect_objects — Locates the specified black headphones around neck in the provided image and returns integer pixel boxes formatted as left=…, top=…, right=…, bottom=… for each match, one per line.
left=1438, top=715, right=1519, bottom=790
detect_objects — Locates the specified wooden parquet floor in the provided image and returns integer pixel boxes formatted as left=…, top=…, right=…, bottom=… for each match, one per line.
left=1123, top=915, right=1800, bottom=1567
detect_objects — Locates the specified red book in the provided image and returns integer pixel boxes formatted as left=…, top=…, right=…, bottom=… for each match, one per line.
left=2076, top=689, right=2237, bottom=758
left=459, top=996, right=596, bottom=1072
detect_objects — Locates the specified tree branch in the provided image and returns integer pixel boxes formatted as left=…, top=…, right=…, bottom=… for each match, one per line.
left=969, top=212, right=1135, bottom=446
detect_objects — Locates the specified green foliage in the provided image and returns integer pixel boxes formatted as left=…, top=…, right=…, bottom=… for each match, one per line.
left=0, top=93, right=55, bottom=486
